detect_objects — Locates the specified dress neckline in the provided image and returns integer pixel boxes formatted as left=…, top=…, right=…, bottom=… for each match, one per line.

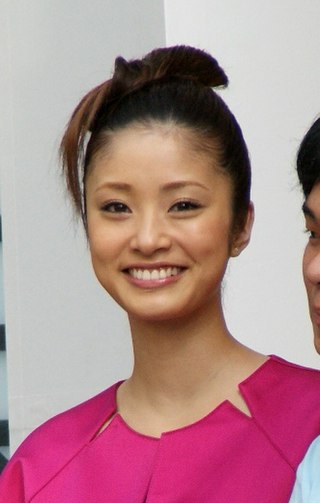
left=99, top=355, right=274, bottom=440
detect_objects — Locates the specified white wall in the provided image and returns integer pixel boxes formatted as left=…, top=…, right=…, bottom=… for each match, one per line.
left=2, top=0, right=320, bottom=456
left=0, top=242, right=7, bottom=420
left=0, top=0, right=165, bottom=453
left=165, top=0, right=320, bottom=367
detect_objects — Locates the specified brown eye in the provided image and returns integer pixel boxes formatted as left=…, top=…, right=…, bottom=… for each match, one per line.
left=102, top=202, right=131, bottom=213
left=170, top=200, right=201, bottom=212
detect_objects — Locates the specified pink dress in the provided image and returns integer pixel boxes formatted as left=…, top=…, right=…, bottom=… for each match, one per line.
left=1, top=356, right=320, bottom=502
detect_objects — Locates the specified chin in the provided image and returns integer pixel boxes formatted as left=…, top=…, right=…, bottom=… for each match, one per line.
left=129, top=310, right=185, bottom=323
left=312, top=324, right=320, bottom=354
left=127, top=302, right=195, bottom=323
left=314, top=337, right=320, bottom=355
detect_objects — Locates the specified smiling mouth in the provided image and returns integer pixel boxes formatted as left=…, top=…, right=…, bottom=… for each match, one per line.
left=127, top=267, right=183, bottom=280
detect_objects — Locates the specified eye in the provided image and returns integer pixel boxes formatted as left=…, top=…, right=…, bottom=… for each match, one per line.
left=169, top=200, right=202, bottom=212
left=101, top=202, right=131, bottom=213
left=305, top=228, right=319, bottom=240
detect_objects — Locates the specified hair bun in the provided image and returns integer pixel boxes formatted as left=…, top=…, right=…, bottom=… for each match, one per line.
left=143, top=45, right=228, bottom=88
left=110, top=45, right=228, bottom=100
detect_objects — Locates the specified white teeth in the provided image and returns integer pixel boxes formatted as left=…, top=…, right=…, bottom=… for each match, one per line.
left=142, top=270, right=151, bottom=280
left=150, top=270, right=159, bottom=280
left=159, top=269, right=167, bottom=279
left=129, top=267, right=181, bottom=280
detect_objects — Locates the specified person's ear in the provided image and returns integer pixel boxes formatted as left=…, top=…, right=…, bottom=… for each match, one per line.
left=230, top=202, right=254, bottom=257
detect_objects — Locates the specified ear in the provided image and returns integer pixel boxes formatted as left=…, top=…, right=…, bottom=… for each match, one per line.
left=230, top=202, right=254, bottom=257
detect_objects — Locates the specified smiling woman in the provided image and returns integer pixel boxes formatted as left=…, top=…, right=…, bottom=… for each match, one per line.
left=1, top=45, right=320, bottom=503
left=85, top=127, right=239, bottom=323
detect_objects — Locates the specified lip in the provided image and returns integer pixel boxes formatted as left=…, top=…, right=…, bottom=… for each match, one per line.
left=123, top=263, right=186, bottom=289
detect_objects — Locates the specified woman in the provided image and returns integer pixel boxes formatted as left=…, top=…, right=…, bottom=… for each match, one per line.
left=1, top=45, right=320, bottom=502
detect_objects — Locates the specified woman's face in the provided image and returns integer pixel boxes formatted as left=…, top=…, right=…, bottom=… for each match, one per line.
left=303, top=182, right=320, bottom=353
left=85, top=125, right=252, bottom=322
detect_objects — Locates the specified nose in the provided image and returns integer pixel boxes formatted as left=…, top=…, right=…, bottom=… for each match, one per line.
left=130, top=211, right=172, bottom=256
left=303, top=245, right=320, bottom=285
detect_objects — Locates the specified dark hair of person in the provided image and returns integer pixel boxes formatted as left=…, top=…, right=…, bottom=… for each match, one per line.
left=297, top=117, right=320, bottom=198
left=60, top=45, right=251, bottom=232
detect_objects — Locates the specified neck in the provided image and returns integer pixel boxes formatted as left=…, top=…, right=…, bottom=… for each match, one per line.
left=126, top=302, right=242, bottom=401
left=115, top=303, right=266, bottom=437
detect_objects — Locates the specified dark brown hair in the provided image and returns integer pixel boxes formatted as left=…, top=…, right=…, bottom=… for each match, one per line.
left=297, top=117, right=320, bottom=198
left=60, top=45, right=251, bottom=230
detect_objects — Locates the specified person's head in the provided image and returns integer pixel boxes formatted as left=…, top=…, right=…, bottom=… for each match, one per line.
left=297, top=117, right=320, bottom=352
left=297, top=117, right=320, bottom=199
left=60, top=45, right=254, bottom=320
left=61, top=46, right=252, bottom=234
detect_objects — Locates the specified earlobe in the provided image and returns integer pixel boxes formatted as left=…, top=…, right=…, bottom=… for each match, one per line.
left=231, top=202, right=254, bottom=257
left=231, top=246, right=240, bottom=257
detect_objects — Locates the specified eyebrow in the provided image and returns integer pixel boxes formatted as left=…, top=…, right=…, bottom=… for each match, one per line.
left=161, top=181, right=210, bottom=192
left=95, top=182, right=131, bottom=193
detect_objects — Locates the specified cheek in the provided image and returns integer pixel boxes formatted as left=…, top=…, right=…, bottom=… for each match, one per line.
left=302, top=245, right=315, bottom=282
left=87, top=222, right=118, bottom=266
left=302, top=247, right=309, bottom=284
left=191, top=219, right=232, bottom=257
left=87, top=228, right=121, bottom=294
left=302, top=244, right=320, bottom=290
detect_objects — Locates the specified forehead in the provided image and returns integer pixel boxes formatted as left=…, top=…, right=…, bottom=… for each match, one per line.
left=88, top=124, right=228, bottom=187
left=103, top=122, right=216, bottom=160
